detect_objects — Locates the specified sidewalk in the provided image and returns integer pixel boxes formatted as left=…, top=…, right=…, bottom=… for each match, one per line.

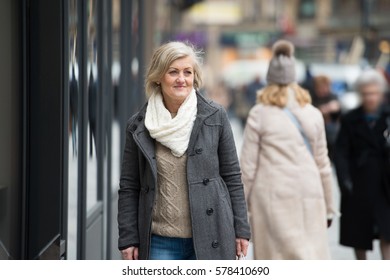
left=229, top=117, right=381, bottom=260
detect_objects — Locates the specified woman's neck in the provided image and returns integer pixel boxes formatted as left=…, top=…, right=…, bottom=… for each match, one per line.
left=162, top=95, right=186, bottom=114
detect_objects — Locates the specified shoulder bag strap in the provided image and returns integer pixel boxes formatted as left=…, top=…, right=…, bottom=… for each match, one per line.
left=283, top=107, right=313, bottom=156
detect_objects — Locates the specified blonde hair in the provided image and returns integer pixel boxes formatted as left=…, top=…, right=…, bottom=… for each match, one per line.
left=145, top=41, right=203, bottom=97
left=257, top=83, right=311, bottom=107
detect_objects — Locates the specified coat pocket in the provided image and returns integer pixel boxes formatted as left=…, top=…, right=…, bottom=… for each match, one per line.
left=217, top=178, right=234, bottom=228
left=216, top=177, right=230, bottom=197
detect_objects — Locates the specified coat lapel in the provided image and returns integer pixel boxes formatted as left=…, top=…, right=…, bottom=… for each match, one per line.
left=187, top=92, right=218, bottom=156
left=353, top=107, right=380, bottom=149
left=131, top=104, right=157, bottom=174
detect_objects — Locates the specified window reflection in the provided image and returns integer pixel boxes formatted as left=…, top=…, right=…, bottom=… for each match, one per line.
left=111, top=0, right=121, bottom=192
left=67, top=0, right=79, bottom=260
left=86, top=0, right=98, bottom=212
left=131, top=0, right=141, bottom=111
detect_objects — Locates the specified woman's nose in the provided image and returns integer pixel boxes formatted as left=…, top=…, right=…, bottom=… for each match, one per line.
left=177, top=74, right=185, bottom=83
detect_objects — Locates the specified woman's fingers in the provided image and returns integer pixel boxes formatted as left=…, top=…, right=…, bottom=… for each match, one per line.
left=121, top=247, right=137, bottom=260
left=236, top=238, right=249, bottom=257
left=122, top=248, right=132, bottom=260
left=241, top=239, right=249, bottom=256
left=236, top=238, right=242, bottom=256
left=134, top=247, right=139, bottom=260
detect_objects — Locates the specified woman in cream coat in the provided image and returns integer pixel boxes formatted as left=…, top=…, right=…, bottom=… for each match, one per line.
left=240, top=40, right=337, bottom=259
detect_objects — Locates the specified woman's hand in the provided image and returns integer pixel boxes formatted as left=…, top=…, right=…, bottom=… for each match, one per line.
left=236, top=238, right=249, bottom=257
left=121, top=246, right=139, bottom=260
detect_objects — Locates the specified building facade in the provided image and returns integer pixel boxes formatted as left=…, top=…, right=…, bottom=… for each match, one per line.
left=0, top=0, right=164, bottom=260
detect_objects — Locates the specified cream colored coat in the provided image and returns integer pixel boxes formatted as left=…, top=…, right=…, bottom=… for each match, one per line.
left=240, top=101, right=336, bottom=260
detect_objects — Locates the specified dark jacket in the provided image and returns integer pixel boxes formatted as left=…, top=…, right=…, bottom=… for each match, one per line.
left=334, top=106, right=390, bottom=250
left=118, top=92, right=251, bottom=259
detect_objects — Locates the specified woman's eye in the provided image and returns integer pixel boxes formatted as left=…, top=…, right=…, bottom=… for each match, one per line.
left=169, top=71, right=177, bottom=75
left=185, top=71, right=192, bottom=75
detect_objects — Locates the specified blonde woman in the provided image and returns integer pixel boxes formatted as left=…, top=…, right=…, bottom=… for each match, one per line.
left=240, top=40, right=337, bottom=259
left=118, top=42, right=250, bottom=260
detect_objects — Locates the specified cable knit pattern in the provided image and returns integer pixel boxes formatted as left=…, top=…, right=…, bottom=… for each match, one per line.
left=145, top=88, right=197, bottom=157
left=151, top=142, right=192, bottom=238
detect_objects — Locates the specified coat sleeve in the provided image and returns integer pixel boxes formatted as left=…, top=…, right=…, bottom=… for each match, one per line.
left=118, top=118, right=141, bottom=250
left=334, top=116, right=353, bottom=195
left=313, top=113, right=337, bottom=217
left=218, top=108, right=251, bottom=240
left=240, top=106, right=262, bottom=202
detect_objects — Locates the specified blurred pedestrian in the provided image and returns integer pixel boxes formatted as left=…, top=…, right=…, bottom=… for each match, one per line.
left=312, top=75, right=341, bottom=159
left=334, top=69, right=390, bottom=260
left=240, top=40, right=337, bottom=259
left=207, top=80, right=232, bottom=110
left=233, top=84, right=251, bottom=126
left=246, top=76, right=264, bottom=107
left=118, top=41, right=251, bottom=260
left=301, top=65, right=314, bottom=94
left=377, top=66, right=390, bottom=105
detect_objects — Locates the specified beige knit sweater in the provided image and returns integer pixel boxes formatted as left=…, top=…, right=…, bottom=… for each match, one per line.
left=151, top=141, right=192, bottom=238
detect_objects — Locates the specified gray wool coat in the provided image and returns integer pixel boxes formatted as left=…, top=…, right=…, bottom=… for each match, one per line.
left=118, top=92, right=251, bottom=260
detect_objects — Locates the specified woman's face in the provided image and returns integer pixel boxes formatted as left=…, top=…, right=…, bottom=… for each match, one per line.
left=160, top=56, right=194, bottom=102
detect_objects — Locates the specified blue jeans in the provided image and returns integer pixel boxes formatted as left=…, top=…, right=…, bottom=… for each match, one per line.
left=149, top=234, right=196, bottom=260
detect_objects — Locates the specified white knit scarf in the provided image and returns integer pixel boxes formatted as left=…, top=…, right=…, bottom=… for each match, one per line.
left=145, top=88, right=197, bottom=157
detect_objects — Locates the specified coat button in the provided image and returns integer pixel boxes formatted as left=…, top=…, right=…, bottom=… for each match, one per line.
left=144, top=185, right=149, bottom=193
left=137, top=115, right=143, bottom=121
left=195, top=148, right=203, bottom=154
left=130, top=124, right=137, bottom=132
left=203, top=178, right=209, bottom=185
left=212, top=240, right=219, bottom=248
left=206, top=208, right=214, bottom=216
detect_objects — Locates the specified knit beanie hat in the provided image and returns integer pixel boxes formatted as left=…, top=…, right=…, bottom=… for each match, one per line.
left=266, top=40, right=296, bottom=85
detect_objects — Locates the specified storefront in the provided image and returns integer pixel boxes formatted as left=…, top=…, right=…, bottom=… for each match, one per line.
left=0, top=0, right=151, bottom=260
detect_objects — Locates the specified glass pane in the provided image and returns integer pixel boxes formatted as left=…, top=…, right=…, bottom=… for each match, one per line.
left=86, top=0, right=99, bottom=212
left=0, top=0, right=22, bottom=259
left=111, top=0, right=121, bottom=192
left=67, top=0, right=79, bottom=260
left=128, top=0, right=141, bottom=113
